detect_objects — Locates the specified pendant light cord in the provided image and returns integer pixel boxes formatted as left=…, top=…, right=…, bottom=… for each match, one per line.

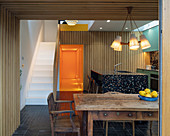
left=120, top=7, right=142, bottom=42
left=130, top=15, right=134, bottom=33
left=121, top=13, right=129, bottom=36
left=131, top=15, right=142, bottom=35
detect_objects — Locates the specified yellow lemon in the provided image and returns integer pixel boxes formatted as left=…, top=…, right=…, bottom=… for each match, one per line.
left=144, top=88, right=151, bottom=94
left=139, top=91, right=146, bottom=96
left=151, top=91, right=158, bottom=98
left=152, top=91, right=157, bottom=94
left=145, top=93, right=152, bottom=98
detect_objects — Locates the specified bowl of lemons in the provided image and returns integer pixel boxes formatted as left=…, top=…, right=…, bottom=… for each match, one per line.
left=138, top=88, right=158, bottom=101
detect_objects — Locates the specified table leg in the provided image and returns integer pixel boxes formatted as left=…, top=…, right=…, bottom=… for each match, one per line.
left=103, top=121, right=105, bottom=129
left=81, top=111, right=87, bottom=136
left=88, top=111, right=93, bottom=136
left=150, top=121, right=153, bottom=130
left=150, top=121, right=153, bottom=136
left=106, top=121, right=108, bottom=136
left=132, top=121, right=135, bottom=136
left=123, top=122, right=125, bottom=130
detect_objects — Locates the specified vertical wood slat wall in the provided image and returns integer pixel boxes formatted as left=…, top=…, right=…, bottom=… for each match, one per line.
left=0, top=6, right=20, bottom=136
left=60, top=31, right=146, bottom=89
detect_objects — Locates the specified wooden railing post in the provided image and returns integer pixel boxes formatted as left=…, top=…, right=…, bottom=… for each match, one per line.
left=53, top=24, right=60, bottom=102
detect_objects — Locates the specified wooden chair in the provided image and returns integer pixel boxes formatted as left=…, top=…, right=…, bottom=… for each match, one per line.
left=47, top=93, right=80, bottom=136
left=92, top=80, right=98, bottom=94
left=87, top=76, right=97, bottom=94
left=93, top=80, right=103, bottom=94
left=89, top=79, right=100, bottom=94
left=87, top=75, right=103, bottom=94
left=87, top=75, right=93, bottom=93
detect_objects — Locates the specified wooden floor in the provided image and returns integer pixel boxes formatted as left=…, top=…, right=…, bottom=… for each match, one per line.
left=12, top=106, right=158, bottom=136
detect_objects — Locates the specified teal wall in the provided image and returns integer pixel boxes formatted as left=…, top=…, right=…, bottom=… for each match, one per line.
left=142, top=26, right=159, bottom=52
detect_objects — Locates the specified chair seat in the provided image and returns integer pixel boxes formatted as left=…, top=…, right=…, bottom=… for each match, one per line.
left=54, top=115, right=80, bottom=133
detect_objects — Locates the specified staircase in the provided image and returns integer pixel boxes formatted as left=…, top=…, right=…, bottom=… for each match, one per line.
left=26, top=42, right=56, bottom=105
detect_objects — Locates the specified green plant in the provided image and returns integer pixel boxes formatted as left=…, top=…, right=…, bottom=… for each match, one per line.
left=20, top=69, right=22, bottom=76
left=20, top=69, right=22, bottom=90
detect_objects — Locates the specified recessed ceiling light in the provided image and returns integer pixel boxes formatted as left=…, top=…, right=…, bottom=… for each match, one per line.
left=100, top=27, right=103, bottom=30
left=125, top=27, right=128, bottom=30
left=107, top=20, right=110, bottom=22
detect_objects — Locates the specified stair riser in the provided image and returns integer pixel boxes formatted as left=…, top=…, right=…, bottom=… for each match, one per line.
left=38, top=47, right=55, bottom=51
left=32, top=77, right=53, bottom=83
left=39, top=44, right=55, bottom=47
left=34, top=65, right=53, bottom=71
left=36, top=55, right=54, bottom=59
left=40, top=42, right=56, bottom=46
left=35, top=60, right=53, bottom=65
left=30, top=83, right=53, bottom=90
left=37, top=50, right=54, bottom=55
left=27, top=90, right=52, bottom=97
left=26, top=98, right=48, bottom=105
left=32, top=71, right=53, bottom=77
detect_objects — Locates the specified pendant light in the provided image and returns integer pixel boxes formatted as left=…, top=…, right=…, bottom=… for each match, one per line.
left=140, top=35, right=151, bottom=49
left=129, top=34, right=139, bottom=50
left=114, top=44, right=122, bottom=51
left=111, top=36, right=121, bottom=49
left=110, top=7, right=151, bottom=51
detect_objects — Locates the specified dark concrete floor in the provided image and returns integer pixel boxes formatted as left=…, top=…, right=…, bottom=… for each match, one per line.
left=13, top=106, right=158, bottom=136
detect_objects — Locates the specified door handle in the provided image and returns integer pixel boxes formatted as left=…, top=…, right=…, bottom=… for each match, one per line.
left=103, top=113, right=108, bottom=116
left=128, top=113, right=133, bottom=117
left=148, top=113, right=152, bottom=117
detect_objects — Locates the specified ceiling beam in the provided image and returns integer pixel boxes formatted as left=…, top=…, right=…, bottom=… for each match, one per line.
left=0, top=0, right=158, bottom=4
left=16, top=14, right=158, bottom=20
left=0, top=0, right=158, bottom=20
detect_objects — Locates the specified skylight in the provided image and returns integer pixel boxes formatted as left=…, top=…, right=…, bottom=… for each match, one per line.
left=133, top=21, right=159, bottom=32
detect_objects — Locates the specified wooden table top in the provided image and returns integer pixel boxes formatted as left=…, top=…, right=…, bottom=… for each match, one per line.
left=73, top=93, right=159, bottom=111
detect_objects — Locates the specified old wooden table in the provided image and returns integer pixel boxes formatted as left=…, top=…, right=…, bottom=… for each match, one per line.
left=73, top=93, right=159, bottom=136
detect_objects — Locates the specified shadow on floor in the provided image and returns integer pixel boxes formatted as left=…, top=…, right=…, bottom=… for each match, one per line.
left=13, top=106, right=158, bottom=136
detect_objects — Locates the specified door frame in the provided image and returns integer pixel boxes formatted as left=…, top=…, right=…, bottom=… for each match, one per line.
left=1, top=0, right=169, bottom=135
left=159, top=0, right=162, bottom=135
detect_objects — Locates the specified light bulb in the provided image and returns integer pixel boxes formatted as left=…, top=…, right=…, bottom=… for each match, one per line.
left=114, top=44, right=122, bottom=51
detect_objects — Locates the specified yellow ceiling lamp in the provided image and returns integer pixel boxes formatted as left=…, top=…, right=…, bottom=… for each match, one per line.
left=65, top=20, right=78, bottom=26
left=111, top=7, right=151, bottom=51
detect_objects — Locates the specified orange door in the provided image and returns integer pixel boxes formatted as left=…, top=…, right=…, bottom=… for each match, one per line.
left=60, top=44, right=83, bottom=91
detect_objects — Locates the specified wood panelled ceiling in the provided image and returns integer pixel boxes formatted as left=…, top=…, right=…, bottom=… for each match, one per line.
left=0, top=0, right=158, bottom=20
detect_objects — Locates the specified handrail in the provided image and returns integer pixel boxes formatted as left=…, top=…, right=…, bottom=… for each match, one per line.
left=53, top=24, right=60, bottom=102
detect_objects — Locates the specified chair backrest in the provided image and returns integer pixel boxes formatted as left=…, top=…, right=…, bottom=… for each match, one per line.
left=47, top=93, right=79, bottom=134
left=47, top=93, right=58, bottom=112
left=87, top=75, right=91, bottom=93
left=87, top=75, right=99, bottom=94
